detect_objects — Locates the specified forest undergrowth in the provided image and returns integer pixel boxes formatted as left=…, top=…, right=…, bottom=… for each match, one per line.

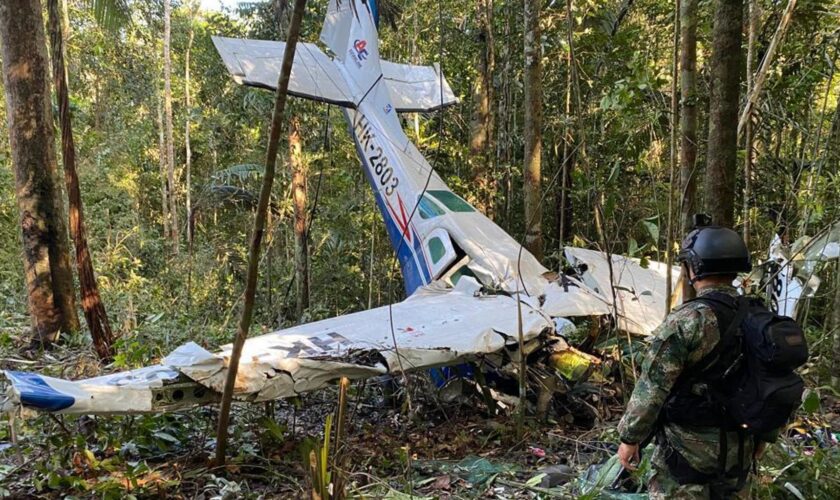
left=2, top=0, right=840, bottom=497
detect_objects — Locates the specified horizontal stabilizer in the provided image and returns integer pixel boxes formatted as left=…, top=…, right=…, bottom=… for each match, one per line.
left=211, top=36, right=458, bottom=111
left=213, top=36, right=355, bottom=107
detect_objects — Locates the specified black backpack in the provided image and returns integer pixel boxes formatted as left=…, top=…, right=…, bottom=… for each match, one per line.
left=664, top=291, right=809, bottom=434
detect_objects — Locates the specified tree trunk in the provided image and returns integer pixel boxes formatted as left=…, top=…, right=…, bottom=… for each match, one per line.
left=290, top=116, right=309, bottom=319
left=678, top=0, right=698, bottom=302
left=704, top=0, right=743, bottom=228
left=185, top=6, right=195, bottom=245
left=829, top=103, right=840, bottom=390
left=743, top=0, right=758, bottom=247
left=48, top=0, right=113, bottom=359
left=557, top=0, right=576, bottom=251
left=0, top=0, right=79, bottom=344
left=157, top=99, right=170, bottom=239
left=469, top=0, right=496, bottom=218
left=832, top=262, right=840, bottom=390
left=523, top=0, right=543, bottom=260
left=215, top=0, right=307, bottom=466
left=163, top=0, right=178, bottom=252
left=666, top=0, right=681, bottom=311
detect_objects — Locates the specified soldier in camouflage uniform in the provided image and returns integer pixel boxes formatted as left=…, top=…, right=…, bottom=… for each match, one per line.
left=615, top=224, right=775, bottom=499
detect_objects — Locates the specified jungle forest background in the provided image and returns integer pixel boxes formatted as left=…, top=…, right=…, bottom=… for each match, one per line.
left=1, top=0, right=839, bottom=497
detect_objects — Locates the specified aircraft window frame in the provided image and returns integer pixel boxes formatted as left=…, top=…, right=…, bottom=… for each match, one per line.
left=428, top=236, right=446, bottom=264
left=417, top=194, right=446, bottom=219
left=427, top=190, right=475, bottom=213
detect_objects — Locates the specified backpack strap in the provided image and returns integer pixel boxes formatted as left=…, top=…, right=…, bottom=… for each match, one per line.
left=676, top=293, right=747, bottom=386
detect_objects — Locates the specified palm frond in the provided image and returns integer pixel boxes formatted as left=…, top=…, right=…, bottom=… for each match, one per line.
left=86, top=0, right=131, bottom=32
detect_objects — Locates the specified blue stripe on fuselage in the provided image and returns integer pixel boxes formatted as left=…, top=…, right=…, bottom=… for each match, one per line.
left=345, top=111, right=430, bottom=295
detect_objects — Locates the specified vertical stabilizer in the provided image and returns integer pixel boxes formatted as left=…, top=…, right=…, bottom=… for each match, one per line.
left=320, top=0, right=382, bottom=104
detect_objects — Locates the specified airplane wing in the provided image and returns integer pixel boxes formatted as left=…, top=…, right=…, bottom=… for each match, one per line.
left=212, top=36, right=355, bottom=107
left=211, top=36, right=458, bottom=112
left=562, top=247, right=680, bottom=336
left=2, top=279, right=552, bottom=414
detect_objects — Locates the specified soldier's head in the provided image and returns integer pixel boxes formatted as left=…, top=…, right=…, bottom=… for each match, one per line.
left=676, top=216, right=750, bottom=290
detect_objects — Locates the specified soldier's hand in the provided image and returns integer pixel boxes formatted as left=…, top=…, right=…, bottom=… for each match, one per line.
left=617, top=442, right=640, bottom=471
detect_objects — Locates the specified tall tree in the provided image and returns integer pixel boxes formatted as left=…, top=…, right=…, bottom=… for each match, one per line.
left=828, top=89, right=840, bottom=390
left=704, top=0, right=743, bottom=228
left=677, top=0, right=699, bottom=302
left=289, top=115, right=310, bottom=318
left=743, top=0, right=758, bottom=246
left=679, top=0, right=697, bottom=235
left=185, top=1, right=197, bottom=245
left=666, top=0, right=681, bottom=309
left=215, top=0, right=307, bottom=466
left=157, top=99, right=170, bottom=239
left=48, top=0, right=114, bottom=359
left=0, top=0, right=79, bottom=345
left=163, top=0, right=179, bottom=252
left=556, top=0, right=577, bottom=250
left=523, top=0, right=543, bottom=260
left=469, top=0, right=496, bottom=218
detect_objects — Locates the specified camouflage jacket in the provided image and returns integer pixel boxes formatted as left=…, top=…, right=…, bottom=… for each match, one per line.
left=617, top=285, right=774, bottom=473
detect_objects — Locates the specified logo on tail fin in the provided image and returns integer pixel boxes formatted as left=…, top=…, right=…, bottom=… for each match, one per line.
left=349, top=39, right=369, bottom=67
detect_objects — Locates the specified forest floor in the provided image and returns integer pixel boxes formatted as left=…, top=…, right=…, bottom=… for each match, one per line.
left=2, top=336, right=840, bottom=498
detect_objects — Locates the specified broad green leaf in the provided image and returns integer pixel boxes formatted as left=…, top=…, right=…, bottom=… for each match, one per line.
left=525, top=473, right=547, bottom=487
left=802, top=389, right=820, bottom=413
left=642, top=220, right=659, bottom=243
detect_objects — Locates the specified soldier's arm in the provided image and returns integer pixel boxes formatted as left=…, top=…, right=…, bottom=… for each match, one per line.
left=617, top=307, right=701, bottom=444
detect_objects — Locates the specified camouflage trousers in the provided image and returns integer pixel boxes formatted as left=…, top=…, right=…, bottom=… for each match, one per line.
left=648, top=463, right=750, bottom=500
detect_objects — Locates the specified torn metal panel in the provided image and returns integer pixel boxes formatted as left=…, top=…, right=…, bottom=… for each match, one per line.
left=542, top=276, right=612, bottom=318
left=564, top=247, right=679, bottom=335
left=174, top=282, right=551, bottom=400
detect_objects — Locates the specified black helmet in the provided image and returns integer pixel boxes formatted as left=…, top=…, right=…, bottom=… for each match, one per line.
left=677, top=225, right=751, bottom=281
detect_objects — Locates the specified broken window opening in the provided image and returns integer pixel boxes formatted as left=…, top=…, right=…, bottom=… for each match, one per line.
left=427, top=190, right=475, bottom=213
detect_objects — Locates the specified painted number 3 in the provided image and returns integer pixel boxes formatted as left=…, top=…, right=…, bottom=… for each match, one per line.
left=370, top=148, right=399, bottom=195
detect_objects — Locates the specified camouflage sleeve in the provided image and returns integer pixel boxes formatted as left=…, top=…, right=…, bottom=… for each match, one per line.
left=617, top=306, right=703, bottom=444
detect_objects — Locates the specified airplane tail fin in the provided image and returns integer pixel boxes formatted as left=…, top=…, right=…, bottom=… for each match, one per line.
left=320, top=0, right=383, bottom=102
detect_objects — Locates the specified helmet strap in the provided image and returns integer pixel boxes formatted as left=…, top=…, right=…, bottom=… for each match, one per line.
left=683, top=263, right=697, bottom=286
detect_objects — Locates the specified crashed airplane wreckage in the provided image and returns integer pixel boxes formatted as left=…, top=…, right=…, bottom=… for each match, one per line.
left=0, top=0, right=820, bottom=417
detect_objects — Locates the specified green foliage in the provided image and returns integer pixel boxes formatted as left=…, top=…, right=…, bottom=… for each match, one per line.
left=0, top=0, right=839, bottom=495
left=302, top=414, right=333, bottom=499
left=86, top=0, right=131, bottom=32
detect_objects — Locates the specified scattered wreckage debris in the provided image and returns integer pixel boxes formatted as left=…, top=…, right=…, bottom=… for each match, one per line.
left=1, top=0, right=684, bottom=418
left=0, top=249, right=675, bottom=417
